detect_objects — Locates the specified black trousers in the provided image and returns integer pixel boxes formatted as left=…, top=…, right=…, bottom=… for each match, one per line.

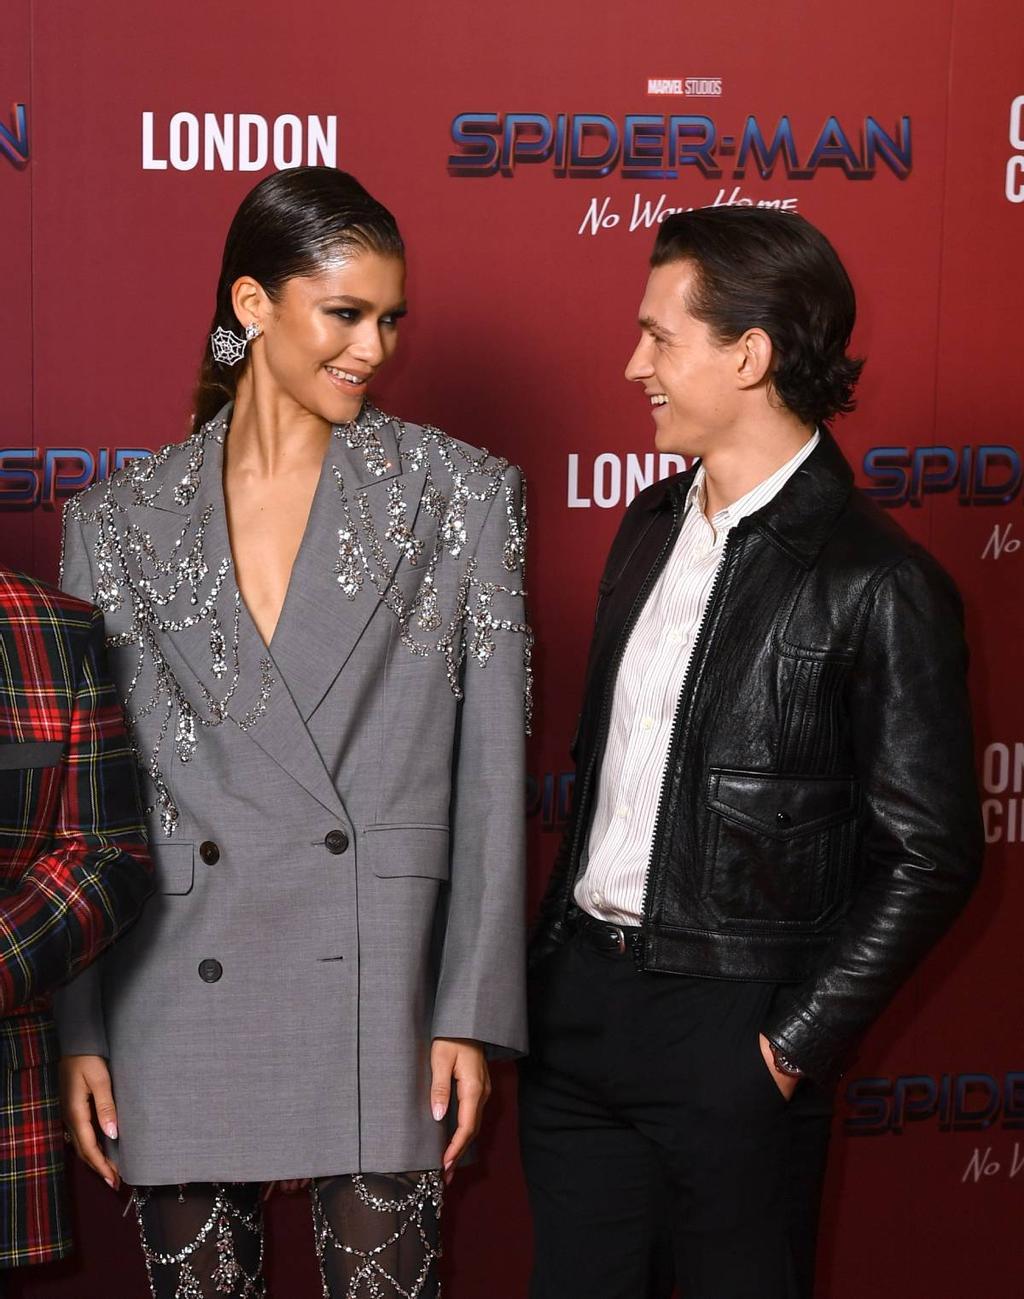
left=518, top=924, right=834, bottom=1299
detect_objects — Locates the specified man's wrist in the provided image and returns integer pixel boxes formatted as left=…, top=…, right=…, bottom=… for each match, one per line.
left=768, top=1040, right=805, bottom=1078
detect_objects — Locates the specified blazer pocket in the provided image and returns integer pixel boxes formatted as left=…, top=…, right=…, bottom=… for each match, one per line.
left=150, top=841, right=195, bottom=896
left=704, top=770, right=858, bottom=928
left=0, top=740, right=64, bottom=770
left=362, top=825, right=451, bottom=880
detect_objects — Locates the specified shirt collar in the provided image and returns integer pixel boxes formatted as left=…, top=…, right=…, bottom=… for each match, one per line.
left=686, top=431, right=821, bottom=531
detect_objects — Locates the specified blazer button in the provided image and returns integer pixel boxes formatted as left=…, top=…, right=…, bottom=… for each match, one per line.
left=198, top=959, right=222, bottom=983
left=325, top=829, right=350, bottom=855
left=199, top=841, right=220, bottom=865
left=776, top=811, right=792, bottom=826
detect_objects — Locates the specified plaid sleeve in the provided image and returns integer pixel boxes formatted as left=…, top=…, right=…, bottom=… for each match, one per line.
left=0, top=608, right=153, bottom=1013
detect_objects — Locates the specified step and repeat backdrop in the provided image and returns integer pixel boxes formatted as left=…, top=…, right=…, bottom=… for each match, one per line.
left=1, top=0, right=1021, bottom=1294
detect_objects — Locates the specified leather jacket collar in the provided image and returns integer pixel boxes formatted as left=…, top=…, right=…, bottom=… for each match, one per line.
left=642, top=427, right=855, bottom=570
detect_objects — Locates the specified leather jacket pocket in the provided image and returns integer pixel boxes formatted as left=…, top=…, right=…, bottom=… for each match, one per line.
left=704, top=770, right=858, bottom=928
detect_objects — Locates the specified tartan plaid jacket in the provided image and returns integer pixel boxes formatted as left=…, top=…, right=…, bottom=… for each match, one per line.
left=0, top=565, right=152, bottom=1266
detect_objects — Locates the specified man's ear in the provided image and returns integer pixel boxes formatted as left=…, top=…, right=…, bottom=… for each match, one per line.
left=736, top=327, right=773, bottom=390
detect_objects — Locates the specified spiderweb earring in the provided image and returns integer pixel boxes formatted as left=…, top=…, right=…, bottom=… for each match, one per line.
left=210, top=320, right=262, bottom=366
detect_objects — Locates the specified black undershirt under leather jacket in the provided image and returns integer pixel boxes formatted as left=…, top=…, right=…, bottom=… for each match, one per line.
left=533, top=430, right=983, bottom=1085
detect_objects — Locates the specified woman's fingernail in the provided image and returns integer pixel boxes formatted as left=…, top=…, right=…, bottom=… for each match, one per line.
left=104, top=1177, right=115, bottom=1189
left=432, top=1103, right=445, bottom=1122
left=104, top=1122, right=118, bottom=1140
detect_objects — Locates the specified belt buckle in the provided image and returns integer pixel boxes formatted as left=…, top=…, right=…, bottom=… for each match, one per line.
left=607, top=925, right=626, bottom=955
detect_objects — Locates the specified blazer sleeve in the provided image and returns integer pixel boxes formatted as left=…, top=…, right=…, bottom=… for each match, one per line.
left=0, top=602, right=152, bottom=1015
left=528, top=496, right=642, bottom=962
left=50, top=503, right=136, bottom=1056
left=761, top=553, right=984, bottom=1084
left=430, top=465, right=531, bottom=1059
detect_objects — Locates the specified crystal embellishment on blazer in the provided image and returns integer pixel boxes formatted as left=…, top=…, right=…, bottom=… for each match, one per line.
left=63, top=429, right=276, bottom=835
left=61, top=403, right=533, bottom=836
left=329, top=409, right=534, bottom=731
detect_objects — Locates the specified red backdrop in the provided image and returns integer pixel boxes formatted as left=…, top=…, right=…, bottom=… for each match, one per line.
left=1, top=1, right=1021, bottom=1293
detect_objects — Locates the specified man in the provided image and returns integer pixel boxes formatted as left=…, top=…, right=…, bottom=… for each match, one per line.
left=0, top=565, right=152, bottom=1273
left=521, top=208, right=982, bottom=1299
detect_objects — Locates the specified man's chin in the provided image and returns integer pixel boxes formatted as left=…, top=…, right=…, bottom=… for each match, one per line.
left=653, top=421, right=698, bottom=459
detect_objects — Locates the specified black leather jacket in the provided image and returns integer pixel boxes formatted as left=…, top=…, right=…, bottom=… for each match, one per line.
left=534, top=430, right=983, bottom=1084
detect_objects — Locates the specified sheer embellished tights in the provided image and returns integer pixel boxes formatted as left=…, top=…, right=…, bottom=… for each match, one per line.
left=134, top=1172, right=444, bottom=1298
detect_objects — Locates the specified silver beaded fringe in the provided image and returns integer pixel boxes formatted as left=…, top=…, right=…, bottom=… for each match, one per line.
left=133, top=1184, right=266, bottom=1299
left=311, top=1172, right=444, bottom=1299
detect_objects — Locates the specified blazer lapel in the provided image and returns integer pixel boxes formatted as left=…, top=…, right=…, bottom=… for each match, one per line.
left=240, top=670, right=346, bottom=819
left=131, top=422, right=346, bottom=819
left=138, top=427, right=269, bottom=728
left=266, top=413, right=428, bottom=721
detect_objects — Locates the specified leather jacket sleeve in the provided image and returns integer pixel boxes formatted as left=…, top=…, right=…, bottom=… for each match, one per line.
left=762, top=552, right=983, bottom=1084
left=529, top=818, right=576, bottom=968
left=529, top=549, right=617, bottom=964
left=529, top=485, right=682, bottom=967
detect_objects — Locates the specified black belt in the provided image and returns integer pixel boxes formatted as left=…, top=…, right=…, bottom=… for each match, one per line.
left=569, top=909, right=642, bottom=958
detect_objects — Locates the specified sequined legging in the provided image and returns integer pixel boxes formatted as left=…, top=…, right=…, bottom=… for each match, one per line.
left=133, top=1172, right=443, bottom=1299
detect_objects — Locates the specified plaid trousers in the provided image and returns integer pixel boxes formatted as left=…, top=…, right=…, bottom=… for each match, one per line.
left=0, top=1018, right=67, bottom=1267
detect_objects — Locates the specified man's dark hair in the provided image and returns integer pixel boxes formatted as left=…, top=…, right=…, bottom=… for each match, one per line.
left=651, top=208, right=864, bottom=427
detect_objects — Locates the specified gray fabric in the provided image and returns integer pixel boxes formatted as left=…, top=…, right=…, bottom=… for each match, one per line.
left=54, top=414, right=528, bottom=1185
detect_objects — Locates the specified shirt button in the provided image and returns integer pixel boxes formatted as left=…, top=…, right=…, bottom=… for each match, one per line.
left=198, top=959, right=222, bottom=983
left=324, top=829, right=350, bottom=855
left=615, top=806, right=630, bottom=819
left=667, top=629, right=685, bottom=646
left=640, top=716, right=654, bottom=731
left=199, top=841, right=220, bottom=865
left=591, top=890, right=604, bottom=907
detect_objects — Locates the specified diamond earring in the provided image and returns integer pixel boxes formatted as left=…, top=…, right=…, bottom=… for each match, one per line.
left=210, top=321, right=262, bottom=366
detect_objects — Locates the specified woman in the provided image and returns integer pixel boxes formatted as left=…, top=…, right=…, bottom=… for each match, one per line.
left=57, top=166, right=531, bottom=1298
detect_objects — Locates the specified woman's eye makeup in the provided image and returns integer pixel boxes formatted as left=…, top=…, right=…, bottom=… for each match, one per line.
left=326, top=308, right=406, bottom=327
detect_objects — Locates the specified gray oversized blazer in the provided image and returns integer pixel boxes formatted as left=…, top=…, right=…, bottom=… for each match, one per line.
left=55, top=403, right=531, bottom=1185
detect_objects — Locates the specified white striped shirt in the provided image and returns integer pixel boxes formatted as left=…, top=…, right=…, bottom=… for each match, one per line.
left=575, top=432, right=820, bottom=925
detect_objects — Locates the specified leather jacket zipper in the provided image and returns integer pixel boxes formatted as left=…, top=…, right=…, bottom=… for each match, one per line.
left=560, top=491, right=687, bottom=924
left=632, top=529, right=738, bottom=970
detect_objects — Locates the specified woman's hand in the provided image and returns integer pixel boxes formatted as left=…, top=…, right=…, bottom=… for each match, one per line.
left=59, top=1054, right=120, bottom=1190
left=429, top=1038, right=491, bottom=1184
